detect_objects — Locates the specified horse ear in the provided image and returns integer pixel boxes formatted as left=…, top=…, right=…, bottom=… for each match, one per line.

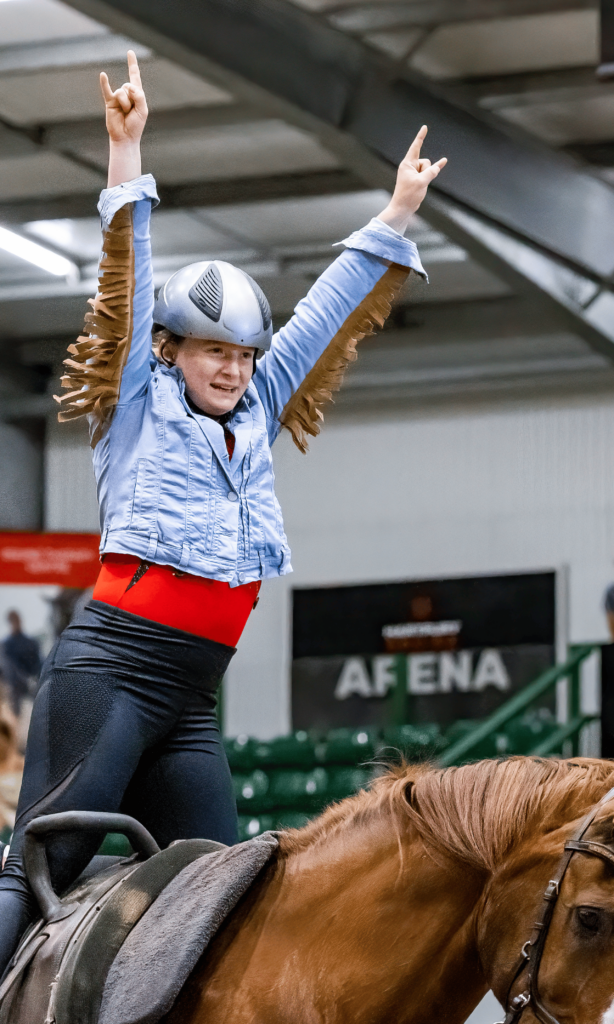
left=589, top=815, right=614, bottom=846
left=404, top=781, right=415, bottom=808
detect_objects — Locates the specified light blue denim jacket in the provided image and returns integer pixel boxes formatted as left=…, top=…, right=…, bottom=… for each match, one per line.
left=90, top=174, right=425, bottom=585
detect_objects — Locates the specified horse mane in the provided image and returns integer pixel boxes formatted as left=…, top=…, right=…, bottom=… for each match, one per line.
left=279, top=757, right=614, bottom=873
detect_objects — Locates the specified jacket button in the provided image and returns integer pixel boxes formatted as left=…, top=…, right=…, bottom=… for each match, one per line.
left=228, top=492, right=238, bottom=502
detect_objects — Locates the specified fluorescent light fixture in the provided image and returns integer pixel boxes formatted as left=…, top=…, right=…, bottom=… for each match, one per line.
left=0, top=226, right=77, bottom=277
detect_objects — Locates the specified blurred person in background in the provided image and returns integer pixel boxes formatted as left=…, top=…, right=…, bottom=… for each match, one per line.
left=47, top=587, right=96, bottom=640
left=605, top=582, right=614, bottom=640
left=2, top=612, right=40, bottom=718
left=0, top=708, right=24, bottom=850
left=0, top=51, right=446, bottom=974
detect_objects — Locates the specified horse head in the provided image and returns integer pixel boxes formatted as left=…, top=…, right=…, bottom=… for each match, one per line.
left=481, top=785, right=614, bottom=1024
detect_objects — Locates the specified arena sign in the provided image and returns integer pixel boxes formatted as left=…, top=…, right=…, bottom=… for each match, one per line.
left=334, top=649, right=510, bottom=700
left=292, top=572, right=556, bottom=731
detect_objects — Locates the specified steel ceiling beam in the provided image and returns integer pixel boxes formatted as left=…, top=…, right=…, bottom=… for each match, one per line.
left=424, top=194, right=614, bottom=353
left=313, top=0, right=596, bottom=30
left=0, top=105, right=266, bottom=182
left=59, top=0, right=614, bottom=358
left=0, top=169, right=365, bottom=225
left=63, top=0, right=614, bottom=276
left=0, top=100, right=369, bottom=222
left=327, top=0, right=596, bottom=32
left=456, top=66, right=613, bottom=119
left=599, top=0, right=614, bottom=78
left=42, top=102, right=265, bottom=152
left=457, top=65, right=602, bottom=101
left=0, top=34, right=150, bottom=75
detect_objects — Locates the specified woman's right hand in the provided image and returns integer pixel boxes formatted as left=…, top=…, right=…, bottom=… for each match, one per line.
left=100, top=50, right=148, bottom=145
left=101, top=51, right=148, bottom=186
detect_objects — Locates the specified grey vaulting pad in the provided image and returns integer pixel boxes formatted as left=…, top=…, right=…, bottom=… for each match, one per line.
left=98, top=831, right=279, bottom=1024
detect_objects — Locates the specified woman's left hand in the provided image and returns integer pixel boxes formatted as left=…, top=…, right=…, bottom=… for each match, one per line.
left=378, top=126, right=447, bottom=233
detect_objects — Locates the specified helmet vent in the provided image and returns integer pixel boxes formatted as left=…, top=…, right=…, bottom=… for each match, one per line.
left=244, top=273, right=272, bottom=332
left=188, top=264, right=223, bottom=323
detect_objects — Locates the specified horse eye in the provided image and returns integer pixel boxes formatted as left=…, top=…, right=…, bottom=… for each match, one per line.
left=575, top=907, right=604, bottom=934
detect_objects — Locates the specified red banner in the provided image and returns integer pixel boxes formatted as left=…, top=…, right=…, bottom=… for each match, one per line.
left=0, top=533, right=101, bottom=587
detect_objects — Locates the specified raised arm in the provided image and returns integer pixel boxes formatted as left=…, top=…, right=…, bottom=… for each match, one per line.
left=102, top=51, right=147, bottom=188
left=55, top=52, right=157, bottom=447
left=254, top=127, right=446, bottom=452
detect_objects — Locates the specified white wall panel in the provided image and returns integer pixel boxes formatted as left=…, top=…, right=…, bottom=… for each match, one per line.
left=44, top=415, right=99, bottom=532
left=226, top=395, right=614, bottom=737
left=224, top=575, right=291, bottom=741
left=0, top=421, right=42, bottom=530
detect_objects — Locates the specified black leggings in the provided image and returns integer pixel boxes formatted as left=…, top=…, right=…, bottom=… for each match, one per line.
left=0, top=600, right=237, bottom=976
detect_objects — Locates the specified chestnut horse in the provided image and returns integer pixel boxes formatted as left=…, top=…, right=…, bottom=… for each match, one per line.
left=166, top=757, right=614, bottom=1024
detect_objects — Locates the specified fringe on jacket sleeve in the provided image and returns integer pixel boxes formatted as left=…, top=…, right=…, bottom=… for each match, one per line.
left=279, top=262, right=409, bottom=454
left=54, top=204, right=135, bottom=449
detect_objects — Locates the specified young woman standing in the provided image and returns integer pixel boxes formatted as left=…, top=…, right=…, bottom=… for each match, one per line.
left=0, top=52, right=446, bottom=975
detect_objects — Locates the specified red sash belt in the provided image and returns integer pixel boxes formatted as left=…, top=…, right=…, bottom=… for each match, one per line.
left=93, top=553, right=260, bottom=646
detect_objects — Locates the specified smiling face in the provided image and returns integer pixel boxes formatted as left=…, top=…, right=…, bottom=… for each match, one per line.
left=162, top=336, right=256, bottom=417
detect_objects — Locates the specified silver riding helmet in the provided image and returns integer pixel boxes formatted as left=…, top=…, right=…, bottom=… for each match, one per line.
left=153, top=260, right=273, bottom=355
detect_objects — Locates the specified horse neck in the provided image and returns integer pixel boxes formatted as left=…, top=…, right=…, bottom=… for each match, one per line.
left=199, top=815, right=490, bottom=1024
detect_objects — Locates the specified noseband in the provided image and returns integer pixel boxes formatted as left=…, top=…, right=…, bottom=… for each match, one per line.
left=498, top=783, right=614, bottom=1024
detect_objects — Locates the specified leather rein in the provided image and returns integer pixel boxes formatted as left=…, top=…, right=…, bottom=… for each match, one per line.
left=497, top=784, right=614, bottom=1024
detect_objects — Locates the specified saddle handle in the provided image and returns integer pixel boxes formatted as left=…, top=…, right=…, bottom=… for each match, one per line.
left=24, top=811, right=160, bottom=923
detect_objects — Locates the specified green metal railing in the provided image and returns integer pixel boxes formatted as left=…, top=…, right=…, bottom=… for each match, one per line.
left=440, top=643, right=600, bottom=767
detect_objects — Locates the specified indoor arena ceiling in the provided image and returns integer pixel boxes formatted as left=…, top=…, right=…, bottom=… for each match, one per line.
left=1, top=0, right=614, bottom=420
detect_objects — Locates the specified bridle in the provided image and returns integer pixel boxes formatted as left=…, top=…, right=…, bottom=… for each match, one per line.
left=497, top=783, right=614, bottom=1024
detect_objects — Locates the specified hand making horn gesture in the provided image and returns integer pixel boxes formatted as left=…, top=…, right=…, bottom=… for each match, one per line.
left=100, top=51, right=148, bottom=186
left=378, top=125, right=447, bottom=233
left=100, top=49, right=148, bottom=144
